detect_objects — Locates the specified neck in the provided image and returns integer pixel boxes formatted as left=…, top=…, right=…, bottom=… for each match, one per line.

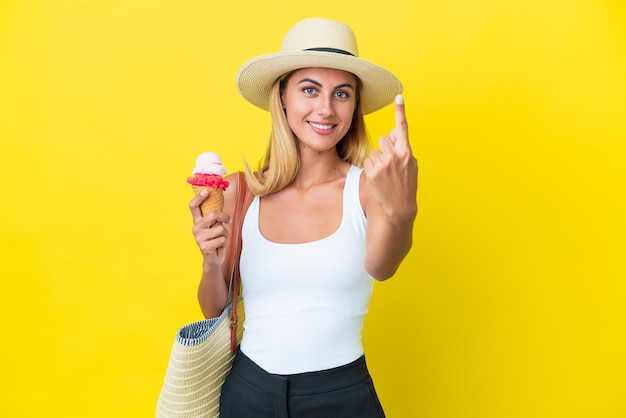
left=293, top=151, right=349, bottom=190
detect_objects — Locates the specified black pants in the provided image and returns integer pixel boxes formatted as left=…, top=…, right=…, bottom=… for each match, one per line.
left=219, top=350, right=386, bottom=418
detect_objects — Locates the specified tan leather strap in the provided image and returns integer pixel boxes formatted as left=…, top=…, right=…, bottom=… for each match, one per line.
left=227, top=172, right=254, bottom=352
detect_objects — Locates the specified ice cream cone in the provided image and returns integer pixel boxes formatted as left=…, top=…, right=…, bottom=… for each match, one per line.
left=192, top=186, right=224, bottom=215
left=188, top=151, right=230, bottom=258
left=192, top=185, right=225, bottom=257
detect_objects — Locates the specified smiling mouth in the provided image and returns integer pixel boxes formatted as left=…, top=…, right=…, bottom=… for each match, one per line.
left=308, top=122, right=336, bottom=130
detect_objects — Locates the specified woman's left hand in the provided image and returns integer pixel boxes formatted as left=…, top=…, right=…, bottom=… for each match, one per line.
left=364, top=94, right=418, bottom=223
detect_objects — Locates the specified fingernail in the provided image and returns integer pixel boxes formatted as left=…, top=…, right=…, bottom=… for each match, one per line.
left=395, top=94, right=404, bottom=105
left=200, top=189, right=208, bottom=196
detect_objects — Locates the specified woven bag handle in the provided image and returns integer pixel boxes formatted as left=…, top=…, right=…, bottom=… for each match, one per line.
left=227, top=172, right=254, bottom=352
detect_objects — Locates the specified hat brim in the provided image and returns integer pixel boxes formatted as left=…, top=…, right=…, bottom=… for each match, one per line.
left=236, top=51, right=402, bottom=115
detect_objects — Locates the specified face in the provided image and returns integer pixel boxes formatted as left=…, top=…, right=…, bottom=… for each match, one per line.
left=280, top=67, right=357, bottom=155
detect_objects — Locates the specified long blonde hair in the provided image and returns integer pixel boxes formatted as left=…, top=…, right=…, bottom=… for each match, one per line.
left=245, top=71, right=370, bottom=196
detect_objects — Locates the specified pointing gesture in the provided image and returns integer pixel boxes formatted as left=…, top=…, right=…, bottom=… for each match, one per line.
left=389, top=94, right=410, bottom=148
left=364, top=94, right=418, bottom=223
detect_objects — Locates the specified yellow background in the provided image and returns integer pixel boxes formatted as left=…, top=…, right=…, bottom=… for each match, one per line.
left=1, top=0, right=625, bottom=417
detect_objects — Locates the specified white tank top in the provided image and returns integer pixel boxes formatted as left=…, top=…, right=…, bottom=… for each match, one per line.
left=239, top=165, right=373, bottom=374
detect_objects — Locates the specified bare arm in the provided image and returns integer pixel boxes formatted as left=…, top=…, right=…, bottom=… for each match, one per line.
left=190, top=172, right=240, bottom=317
left=362, top=94, right=418, bottom=280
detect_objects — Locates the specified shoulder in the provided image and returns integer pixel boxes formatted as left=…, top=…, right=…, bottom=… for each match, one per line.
left=223, top=172, right=242, bottom=217
left=358, top=169, right=366, bottom=208
left=224, top=172, right=241, bottom=189
left=357, top=168, right=381, bottom=221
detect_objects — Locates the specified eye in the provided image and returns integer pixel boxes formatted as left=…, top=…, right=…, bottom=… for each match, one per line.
left=334, top=91, right=350, bottom=99
left=302, top=87, right=317, bottom=95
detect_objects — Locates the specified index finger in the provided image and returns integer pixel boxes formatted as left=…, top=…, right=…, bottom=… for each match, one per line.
left=189, top=188, right=208, bottom=224
left=393, top=94, right=410, bottom=150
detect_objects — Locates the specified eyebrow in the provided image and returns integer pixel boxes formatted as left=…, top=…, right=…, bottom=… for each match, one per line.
left=296, top=78, right=355, bottom=91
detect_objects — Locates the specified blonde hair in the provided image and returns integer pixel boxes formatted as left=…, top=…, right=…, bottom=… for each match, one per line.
left=245, top=72, right=370, bottom=197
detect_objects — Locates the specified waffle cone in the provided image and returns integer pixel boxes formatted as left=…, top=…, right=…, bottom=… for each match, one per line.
left=192, top=185, right=225, bottom=257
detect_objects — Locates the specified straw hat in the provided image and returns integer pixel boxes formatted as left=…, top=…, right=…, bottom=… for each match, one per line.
left=236, top=18, right=402, bottom=115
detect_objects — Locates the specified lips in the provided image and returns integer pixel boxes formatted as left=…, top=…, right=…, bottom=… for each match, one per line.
left=308, top=121, right=336, bottom=133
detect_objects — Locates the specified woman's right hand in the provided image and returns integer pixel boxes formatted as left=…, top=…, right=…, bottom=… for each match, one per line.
left=189, top=189, right=231, bottom=270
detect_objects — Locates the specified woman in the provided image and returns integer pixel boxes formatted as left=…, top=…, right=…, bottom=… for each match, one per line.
left=189, top=18, right=417, bottom=417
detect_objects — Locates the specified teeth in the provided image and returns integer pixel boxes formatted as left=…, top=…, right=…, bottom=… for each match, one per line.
left=309, top=122, right=334, bottom=130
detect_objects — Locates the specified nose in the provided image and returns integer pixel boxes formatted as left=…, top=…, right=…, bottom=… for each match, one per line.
left=316, top=94, right=334, bottom=117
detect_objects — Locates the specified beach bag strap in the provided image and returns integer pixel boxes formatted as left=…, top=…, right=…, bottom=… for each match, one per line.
left=227, top=171, right=254, bottom=351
